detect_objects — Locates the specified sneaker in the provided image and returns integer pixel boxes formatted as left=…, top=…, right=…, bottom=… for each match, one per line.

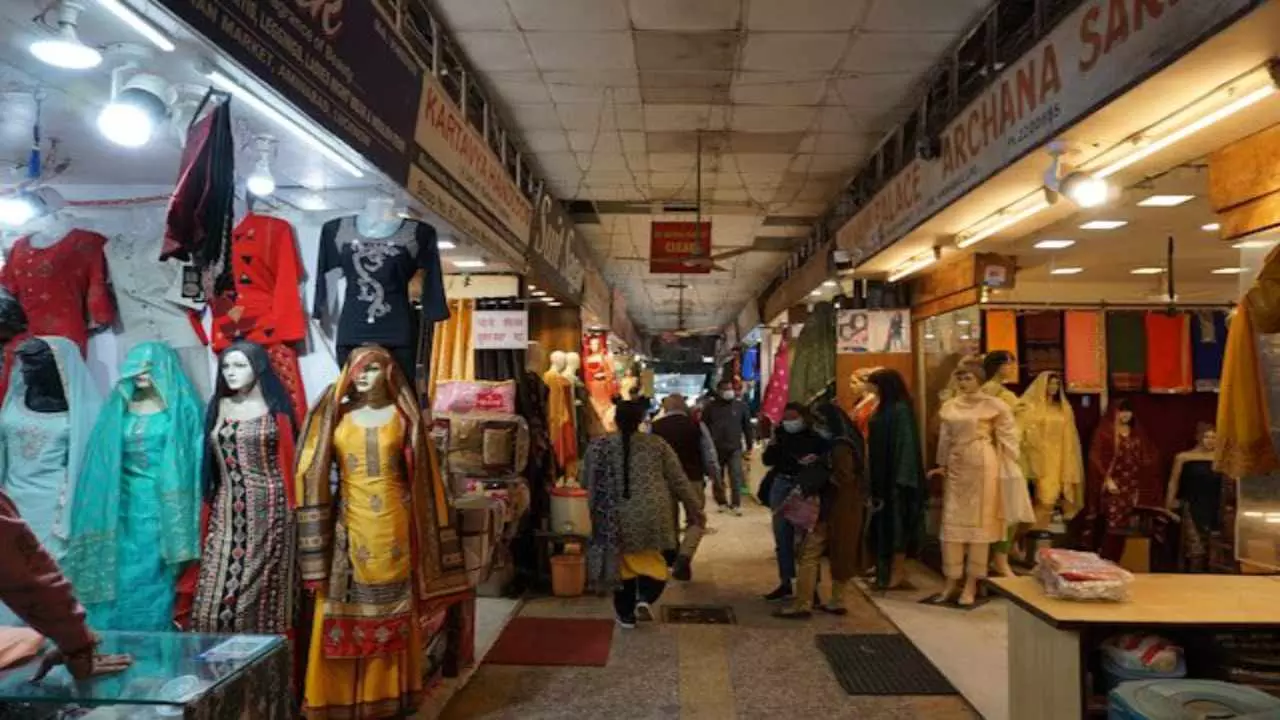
left=818, top=603, right=849, bottom=616
left=731, top=506, right=743, bottom=517
left=672, top=557, right=692, bottom=582
left=635, top=602, right=655, bottom=622
left=763, top=584, right=794, bottom=602
left=616, top=614, right=637, bottom=629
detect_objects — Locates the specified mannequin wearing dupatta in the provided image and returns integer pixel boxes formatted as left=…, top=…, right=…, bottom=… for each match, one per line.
left=1216, top=245, right=1280, bottom=478
left=1018, top=372, right=1084, bottom=529
left=1085, top=400, right=1160, bottom=561
left=295, top=346, right=467, bottom=719
left=64, top=342, right=204, bottom=631
left=0, top=337, right=101, bottom=627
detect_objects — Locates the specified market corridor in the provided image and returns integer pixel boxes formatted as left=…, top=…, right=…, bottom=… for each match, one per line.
left=440, top=498, right=979, bottom=720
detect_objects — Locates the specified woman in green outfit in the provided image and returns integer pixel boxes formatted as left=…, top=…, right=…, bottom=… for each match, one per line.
left=865, top=368, right=926, bottom=590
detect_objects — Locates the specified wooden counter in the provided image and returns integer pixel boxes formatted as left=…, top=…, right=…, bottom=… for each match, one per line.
left=987, top=574, right=1280, bottom=719
left=989, top=575, right=1280, bottom=630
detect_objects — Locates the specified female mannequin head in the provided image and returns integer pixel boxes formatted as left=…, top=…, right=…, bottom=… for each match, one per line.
left=0, top=288, right=28, bottom=343
left=1114, top=398, right=1135, bottom=428
left=211, top=342, right=296, bottom=428
left=219, top=349, right=258, bottom=395
left=15, top=338, right=67, bottom=412
left=951, top=359, right=986, bottom=397
left=348, top=348, right=393, bottom=408
left=982, top=350, right=1016, bottom=385
left=1045, top=372, right=1062, bottom=401
left=1195, top=422, right=1217, bottom=452
left=866, top=368, right=911, bottom=410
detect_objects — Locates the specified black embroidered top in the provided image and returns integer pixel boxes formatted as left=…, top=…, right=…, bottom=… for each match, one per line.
left=313, top=217, right=448, bottom=348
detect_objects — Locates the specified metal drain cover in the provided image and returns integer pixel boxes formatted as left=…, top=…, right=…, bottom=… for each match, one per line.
left=661, top=605, right=737, bottom=625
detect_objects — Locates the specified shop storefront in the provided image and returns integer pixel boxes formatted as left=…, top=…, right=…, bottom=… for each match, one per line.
left=0, top=0, right=637, bottom=715
left=801, top=0, right=1280, bottom=715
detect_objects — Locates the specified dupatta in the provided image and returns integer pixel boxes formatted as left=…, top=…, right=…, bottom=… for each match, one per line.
left=295, top=346, right=468, bottom=608
left=1018, top=372, right=1084, bottom=517
left=65, top=342, right=204, bottom=604
left=0, top=336, right=102, bottom=556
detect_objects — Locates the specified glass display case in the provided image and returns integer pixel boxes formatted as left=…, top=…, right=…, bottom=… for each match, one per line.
left=0, top=632, right=288, bottom=719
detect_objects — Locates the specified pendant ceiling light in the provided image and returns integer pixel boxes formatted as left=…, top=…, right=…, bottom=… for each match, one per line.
left=29, top=1, right=102, bottom=70
left=98, top=70, right=173, bottom=148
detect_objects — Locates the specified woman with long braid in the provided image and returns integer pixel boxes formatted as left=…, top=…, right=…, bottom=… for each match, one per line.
left=583, top=397, right=705, bottom=627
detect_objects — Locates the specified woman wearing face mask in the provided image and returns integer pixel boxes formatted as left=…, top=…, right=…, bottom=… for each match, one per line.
left=774, top=401, right=865, bottom=619
left=761, top=403, right=829, bottom=602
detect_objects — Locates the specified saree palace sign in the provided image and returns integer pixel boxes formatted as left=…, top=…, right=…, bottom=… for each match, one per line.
left=836, top=0, right=1255, bottom=262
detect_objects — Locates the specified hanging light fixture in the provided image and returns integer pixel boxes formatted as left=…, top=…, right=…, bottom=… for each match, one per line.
left=29, top=1, right=102, bottom=70
left=0, top=196, right=38, bottom=228
left=98, top=68, right=173, bottom=147
left=245, top=135, right=276, bottom=197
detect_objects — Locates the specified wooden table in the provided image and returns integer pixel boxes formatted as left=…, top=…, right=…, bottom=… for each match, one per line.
left=988, top=575, right=1280, bottom=719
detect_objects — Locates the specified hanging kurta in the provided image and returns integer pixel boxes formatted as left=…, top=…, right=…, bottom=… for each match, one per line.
left=761, top=338, right=790, bottom=425
left=1107, top=312, right=1147, bottom=391
left=192, top=413, right=297, bottom=635
left=65, top=342, right=204, bottom=632
left=1191, top=310, right=1227, bottom=393
left=0, top=230, right=115, bottom=353
left=1018, top=373, right=1084, bottom=517
left=937, top=394, right=1021, bottom=544
left=1145, top=311, right=1193, bottom=394
left=1064, top=310, right=1106, bottom=394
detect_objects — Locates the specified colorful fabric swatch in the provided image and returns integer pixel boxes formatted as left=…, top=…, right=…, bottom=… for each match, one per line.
left=1064, top=310, right=1106, bottom=393
left=1145, top=311, right=1193, bottom=394
left=1191, top=310, right=1227, bottom=392
left=761, top=338, right=790, bottom=424
left=1021, top=311, right=1064, bottom=376
left=1107, top=311, right=1147, bottom=391
left=984, top=310, right=1019, bottom=382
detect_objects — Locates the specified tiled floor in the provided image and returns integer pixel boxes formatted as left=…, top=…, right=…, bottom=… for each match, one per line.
left=440, top=493, right=986, bottom=719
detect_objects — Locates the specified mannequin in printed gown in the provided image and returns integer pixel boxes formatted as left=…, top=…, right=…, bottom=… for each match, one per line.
left=930, top=360, right=1026, bottom=606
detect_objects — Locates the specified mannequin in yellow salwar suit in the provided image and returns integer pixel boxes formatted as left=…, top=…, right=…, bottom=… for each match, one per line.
left=295, top=346, right=468, bottom=719
left=1019, top=372, right=1084, bottom=530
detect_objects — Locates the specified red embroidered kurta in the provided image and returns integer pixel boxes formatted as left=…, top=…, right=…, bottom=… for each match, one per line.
left=209, top=214, right=307, bottom=351
left=0, top=230, right=115, bottom=353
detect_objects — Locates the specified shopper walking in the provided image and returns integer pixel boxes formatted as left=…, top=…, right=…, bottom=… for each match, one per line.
left=865, top=369, right=927, bottom=590
left=761, top=403, right=829, bottom=602
left=702, top=378, right=755, bottom=514
left=651, top=394, right=720, bottom=581
left=774, top=401, right=867, bottom=619
left=583, top=398, right=706, bottom=628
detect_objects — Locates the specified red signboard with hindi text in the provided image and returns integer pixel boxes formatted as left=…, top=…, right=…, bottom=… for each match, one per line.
left=650, top=221, right=712, bottom=274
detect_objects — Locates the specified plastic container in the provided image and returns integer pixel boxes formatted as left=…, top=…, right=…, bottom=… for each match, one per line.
left=550, top=486, right=591, bottom=535
left=550, top=554, right=585, bottom=597
left=1108, top=679, right=1280, bottom=719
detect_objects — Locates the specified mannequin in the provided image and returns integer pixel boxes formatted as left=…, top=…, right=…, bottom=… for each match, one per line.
left=313, top=196, right=446, bottom=382
left=930, top=360, right=1023, bottom=606
left=296, top=346, right=467, bottom=718
left=1086, top=399, right=1159, bottom=562
left=0, top=337, right=102, bottom=626
left=1166, top=423, right=1223, bottom=572
left=981, top=350, right=1033, bottom=575
left=209, top=212, right=308, bottom=425
left=543, top=350, right=578, bottom=480
left=1019, top=372, right=1084, bottom=530
left=849, top=367, right=880, bottom=437
left=563, top=351, right=583, bottom=385
left=190, top=342, right=299, bottom=635
left=65, top=342, right=204, bottom=631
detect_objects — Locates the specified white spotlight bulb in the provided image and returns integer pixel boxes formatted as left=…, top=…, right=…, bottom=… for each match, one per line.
left=29, top=28, right=102, bottom=70
left=246, top=169, right=276, bottom=197
left=97, top=102, right=154, bottom=147
left=1065, top=175, right=1110, bottom=208
left=0, top=197, right=37, bottom=228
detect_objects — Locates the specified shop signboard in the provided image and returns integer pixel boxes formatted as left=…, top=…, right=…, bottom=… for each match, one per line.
left=526, top=190, right=586, bottom=304
left=156, top=0, right=420, bottom=183
left=414, top=73, right=532, bottom=247
left=649, top=221, right=712, bottom=274
left=836, top=0, right=1256, bottom=262
left=472, top=309, right=529, bottom=350
left=407, top=165, right=527, bottom=272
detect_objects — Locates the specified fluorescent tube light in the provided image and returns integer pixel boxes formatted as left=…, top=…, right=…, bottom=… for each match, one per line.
left=887, top=249, right=939, bottom=283
left=98, top=0, right=176, bottom=52
left=956, top=200, right=1051, bottom=249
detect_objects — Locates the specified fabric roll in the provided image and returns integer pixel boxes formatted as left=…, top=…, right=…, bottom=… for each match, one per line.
left=1191, top=310, right=1227, bottom=392
left=1145, top=312, right=1193, bottom=394
left=1021, top=311, right=1064, bottom=376
left=1106, top=312, right=1147, bottom=391
left=1064, top=311, right=1106, bottom=393
left=984, top=310, right=1019, bottom=382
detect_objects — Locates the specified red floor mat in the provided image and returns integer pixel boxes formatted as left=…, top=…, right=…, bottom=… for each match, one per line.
left=484, top=617, right=614, bottom=667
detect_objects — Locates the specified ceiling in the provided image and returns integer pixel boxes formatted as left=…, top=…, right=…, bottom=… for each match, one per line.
left=431, top=0, right=994, bottom=330
left=0, top=0, right=505, bottom=270
left=985, top=164, right=1246, bottom=306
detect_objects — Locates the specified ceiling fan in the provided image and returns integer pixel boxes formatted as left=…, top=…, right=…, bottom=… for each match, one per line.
left=614, top=245, right=753, bottom=273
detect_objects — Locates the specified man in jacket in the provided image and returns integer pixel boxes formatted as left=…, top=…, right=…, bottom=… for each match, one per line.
left=652, top=394, right=719, bottom=581
left=701, top=379, right=755, bottom=514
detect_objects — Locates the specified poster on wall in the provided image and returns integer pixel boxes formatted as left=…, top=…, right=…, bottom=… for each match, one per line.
left=837, top=309, right=911, bottom=354
left=472, top=310, right=528, bottom=350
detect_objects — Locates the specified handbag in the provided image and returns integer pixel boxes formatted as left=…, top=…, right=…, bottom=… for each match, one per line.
left=756, top=468, right=777, bottom=505
left=779, top=488, right=820, bottom=531
left=795, top=461, right=830, bottom=497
